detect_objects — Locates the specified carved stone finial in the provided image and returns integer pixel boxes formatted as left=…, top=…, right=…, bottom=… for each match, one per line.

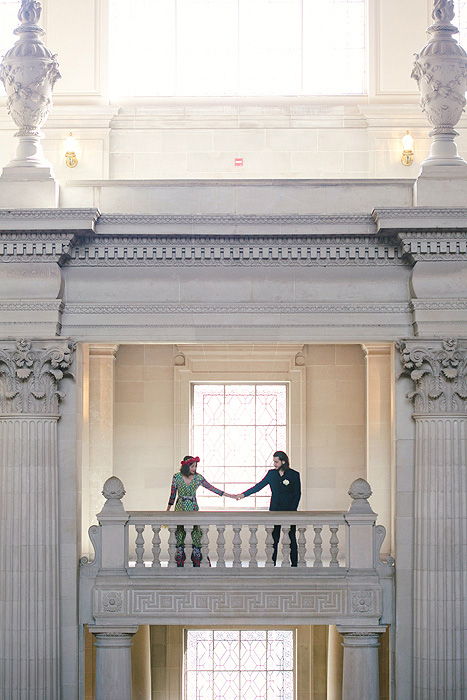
left=432, top=0, right=455, bottom=24
left=348, top=478, right=374, bottom=514
left=398, top=338, right=467, bottom=414
left=0, top=338, right=74, bottom=415
left=102, top=476, right=126, bottom=501
left=412, top=0, right=467, bottom=169
left=348, top=478, right=372, bottom=501
left=0, top=0, right=61, bottom=177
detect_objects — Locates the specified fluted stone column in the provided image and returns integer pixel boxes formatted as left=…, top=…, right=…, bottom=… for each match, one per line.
left=0, top=338, right=74, bottom=700
left=93, top=628, right=138, bottom=700
left=337, top=626, right=387, bottom=700
left=399, top=338, right=467, bottom=699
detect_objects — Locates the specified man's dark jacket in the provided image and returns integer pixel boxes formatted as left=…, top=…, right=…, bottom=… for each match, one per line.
left=242, top=468, right=301, bottom=511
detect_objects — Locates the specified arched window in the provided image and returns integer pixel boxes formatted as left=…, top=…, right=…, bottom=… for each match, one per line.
left=109, top=0, right=366, bottom=97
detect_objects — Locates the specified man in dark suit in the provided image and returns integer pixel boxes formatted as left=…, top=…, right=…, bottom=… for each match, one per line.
left=236, top=450, right=301, bottom=566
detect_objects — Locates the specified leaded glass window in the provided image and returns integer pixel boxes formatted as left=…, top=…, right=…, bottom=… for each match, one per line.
left=109, top=0, right=366, bottom=96
left=192, top=384, right=287, bottom=509
left=186, top=630, right=294, bottom=700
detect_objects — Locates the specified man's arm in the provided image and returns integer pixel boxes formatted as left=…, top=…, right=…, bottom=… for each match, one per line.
left=240, top=470, right=272, bottom=498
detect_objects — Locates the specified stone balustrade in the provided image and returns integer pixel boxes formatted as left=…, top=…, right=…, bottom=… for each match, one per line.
left=80, top=476, right=394, bottom=700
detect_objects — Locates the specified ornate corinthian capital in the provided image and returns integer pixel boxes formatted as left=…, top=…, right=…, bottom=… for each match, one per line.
left=0, top=338, right=74, bottom=415
left=398, top=338, right=467, bottom=414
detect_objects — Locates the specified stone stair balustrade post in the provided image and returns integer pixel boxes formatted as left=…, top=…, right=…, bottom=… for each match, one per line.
left=344, top=479, right=378, bottom=570
left=96, top=476, right=129, bottom=576
left=0, top=338, right=74, bottom=700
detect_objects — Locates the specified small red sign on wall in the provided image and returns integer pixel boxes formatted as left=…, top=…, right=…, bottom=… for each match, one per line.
left=234, top=158, right=243, bottom=167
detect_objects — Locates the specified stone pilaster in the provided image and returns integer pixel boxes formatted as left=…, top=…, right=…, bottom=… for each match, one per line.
left=88, top=344, right=118, bottom=527
left=364, top=343, right=393, bottom=555
left=398, top=338, right=467, bottom=700
left=0, top=338, right=74, bottom=699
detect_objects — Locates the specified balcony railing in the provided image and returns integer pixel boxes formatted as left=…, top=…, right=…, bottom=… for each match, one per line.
left=80, top=476, right=394, bottom=700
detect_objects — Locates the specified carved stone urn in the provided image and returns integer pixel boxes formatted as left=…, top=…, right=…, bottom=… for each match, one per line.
left=0, top=0, right=60, bottom=178
left=412, top=0, right=467, bottom=169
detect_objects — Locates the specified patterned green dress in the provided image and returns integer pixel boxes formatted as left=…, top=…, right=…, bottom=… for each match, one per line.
left=168, top=472, right=224, bottom=566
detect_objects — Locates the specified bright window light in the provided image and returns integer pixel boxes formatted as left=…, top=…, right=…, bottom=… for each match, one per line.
left=109, top=0, right=366, bottom=96
left=0, top=0, right=21, bottom=96
left=186, top=629, right=294, bottom=700
left=456, top=0, right=467, bottom=47
left=192, top=383, right=287, bottom=510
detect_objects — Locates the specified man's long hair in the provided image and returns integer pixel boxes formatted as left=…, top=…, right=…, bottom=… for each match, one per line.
left=273, top=450, right=290, bottom=471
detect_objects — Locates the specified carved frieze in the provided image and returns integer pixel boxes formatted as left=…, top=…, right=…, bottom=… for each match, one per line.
left=91, top=585, right=381, bottom=620
left=0, top=338, right=74, bottom=415
left=398, top=338, right=467, bottom=414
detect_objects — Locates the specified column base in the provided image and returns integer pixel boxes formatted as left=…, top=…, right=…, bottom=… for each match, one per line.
left=414, top=168, right=467, bottom=207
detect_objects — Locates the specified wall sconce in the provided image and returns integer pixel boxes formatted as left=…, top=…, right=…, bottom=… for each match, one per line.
left=401, top=130, right=414, bottom=166
left=65, top=132, right=78, bottom=168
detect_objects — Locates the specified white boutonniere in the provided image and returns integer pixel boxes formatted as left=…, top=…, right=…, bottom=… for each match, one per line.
left=283, top=479, right=290, bottom=485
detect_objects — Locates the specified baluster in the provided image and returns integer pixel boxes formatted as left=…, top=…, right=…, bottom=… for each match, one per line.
left=265, top=525, right=275, bottom=568
left=281, top=525, right=291, bottom=567
left=248, top=525, right=258, bottom=567
left=200, top=525, right=210, bottom=568
left=216, top=525, right=226, bottom=568
left=151, top=525, right=161, bottom=568
left=185, top=525, right=193, bottom=566
left=313, top=525, right=323, bottom=568
left=329, top=526, right=340, bottom=567
left=135, top=525, right=145, bottom=569
left=167, top=525, right=177, bottom=568
left=297, top=526, right=307, bottom=568
left=232, top=525, right=242, bottom=568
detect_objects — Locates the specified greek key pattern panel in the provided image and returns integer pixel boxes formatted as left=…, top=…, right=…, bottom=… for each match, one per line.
left=126, top=589, right=344, bottom=616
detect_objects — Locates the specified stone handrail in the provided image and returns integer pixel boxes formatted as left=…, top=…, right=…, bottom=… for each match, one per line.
left=82, top=476, right=391, bottom=576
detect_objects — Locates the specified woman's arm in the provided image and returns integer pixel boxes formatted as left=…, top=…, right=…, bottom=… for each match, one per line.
left=167, top=475, right=177, bottom=510
left=200, top=476, right=224, bottom=497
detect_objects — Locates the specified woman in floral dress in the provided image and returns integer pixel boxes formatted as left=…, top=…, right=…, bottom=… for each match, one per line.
left=167, top=455, right=235, bottom=566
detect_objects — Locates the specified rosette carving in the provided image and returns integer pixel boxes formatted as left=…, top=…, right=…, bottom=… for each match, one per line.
left=0, top=338, right=74, bottom=414
left=398, top=338, right=467, bottom=414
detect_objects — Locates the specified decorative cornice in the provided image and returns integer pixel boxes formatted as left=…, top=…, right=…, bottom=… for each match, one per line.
left=97, top=213, right=376, bottom=228
left=63, top=302, right=410, bottom=316
left=0, top=233, right=78, bottom=264
left=66, top=236, right=403, bottom=266
left=0, top=338, right=74, bottom=415
left=398, top=338, right=467, bottom=414
left=410, top=299, right=467, bottom=310
left=396, top=231, right=467, bottom=262
left=0, top=208, right=100, bottom=230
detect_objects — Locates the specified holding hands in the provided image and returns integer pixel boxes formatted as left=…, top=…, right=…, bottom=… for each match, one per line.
left=224, top=493, right=245, bottom=500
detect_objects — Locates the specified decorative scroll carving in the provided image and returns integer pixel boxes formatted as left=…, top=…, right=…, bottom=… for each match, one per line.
left=0, top=338, right=74, bottom=415
left=398, top=338, right=467, bottom=414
